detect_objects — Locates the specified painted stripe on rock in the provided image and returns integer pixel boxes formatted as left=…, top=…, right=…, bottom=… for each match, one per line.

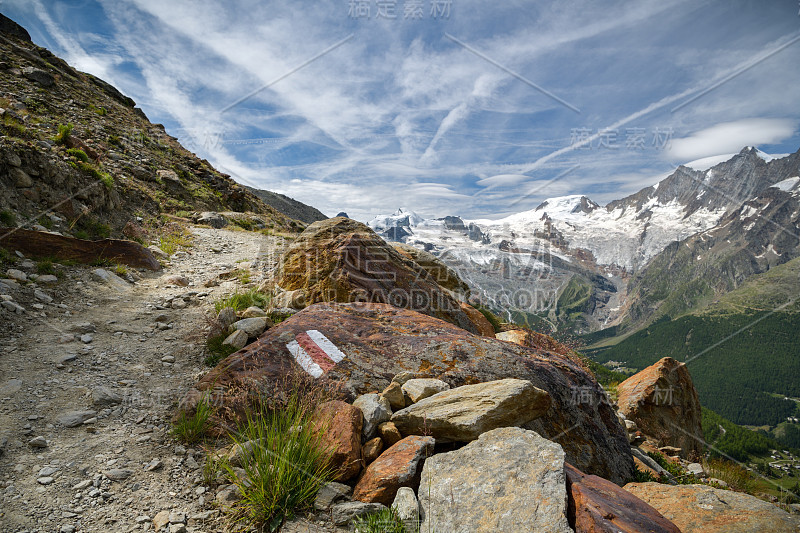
left=286, top=340, right=323, bottom=378
left=305, top=330, right=347, bottom=362
left=295, top=331, right=335, bottom=372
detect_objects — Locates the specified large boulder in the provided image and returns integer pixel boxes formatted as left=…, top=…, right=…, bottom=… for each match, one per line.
left=419, top=427, right=571, bottom=533
left=185, top=302, right=634, bottom=483
left=391, top=378, right=551, bottom=442
left=274, top=217, right=482, bottom=334
left=565, top=463, right=680, bottom=532
left=623, top=482, right=800, bottom=533
left=391, top=242, right=470, bottom=300
left=617, top=357, right=703, bottom=459
left=312, top=401, right=362, bottom=482
left=352, top=435, right=434, bottom=505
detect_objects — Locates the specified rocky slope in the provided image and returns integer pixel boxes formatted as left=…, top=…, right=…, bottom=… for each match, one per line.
left=0, top=15, right=309, bottom=238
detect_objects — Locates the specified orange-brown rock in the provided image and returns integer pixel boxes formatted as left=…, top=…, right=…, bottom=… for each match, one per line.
left=186, top=302, right=634, bottom=483
left=312, top=400, right=362, bottom=482
left=617, top=357, right=703, bottom=459
left=0, top=227, right=161, bottom=270
left=624, top=482, right=800, bottom=532
left=274, top=217, right=482, bottom=334
left=565, top=463, right=680, bottom=533
left=459, top=302, right=496, bottom=337
left=353, top=435, right=434, bottom=505
left=378, top=421, right=402, bottom=447
left=362, top=437, right=384, bottom=465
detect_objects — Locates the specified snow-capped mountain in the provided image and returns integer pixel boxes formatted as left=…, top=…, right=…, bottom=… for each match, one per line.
left=367, top=147, right=800, bottom=333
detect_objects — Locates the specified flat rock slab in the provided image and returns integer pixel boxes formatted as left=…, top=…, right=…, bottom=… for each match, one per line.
left=0, top=228, right=161, bottom=270
left=186, top=302, right=634, bottom=483
left=330, top=501, right=386, bottom=526
left=419, top=427, right=571, bottom=533
left=565, top=463, right=680, bottom=533
left=392, top=378, right=551, bottom=442
left=353, top=435, right=434, bottom=505
left=623, top=482, right=800, bottom=533
left=57, top=410, right=97, bottom=427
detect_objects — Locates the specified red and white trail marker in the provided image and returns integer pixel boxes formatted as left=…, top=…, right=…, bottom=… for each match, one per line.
left=286, top=329, right=347, bottom=378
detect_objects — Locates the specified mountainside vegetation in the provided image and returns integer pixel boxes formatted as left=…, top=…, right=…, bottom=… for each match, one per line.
left=0, top=18, right=317, bottom=239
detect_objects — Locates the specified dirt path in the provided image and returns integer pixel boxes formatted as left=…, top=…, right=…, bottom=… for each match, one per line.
left=0, top=226, right=280, bottom=533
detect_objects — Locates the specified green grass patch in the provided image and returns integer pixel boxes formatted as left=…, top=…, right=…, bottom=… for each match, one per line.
left=66, top=148, right=89, bottom=162
left=215, top=289, right=269, bottom=313
left=221, top=389, right=336, bottom=531
left=54, top=123, right=73, bottom=145
left=646, top=452, right=693, bottom=484
left=158, top=228, right=193, bottom=255
left=172, top=396, right=213, bottom=445
left=36, top=259, right=56, bottom=275
left=205, top=331, right=239, bottom=367
left=89, top=104, right=107, bottom=116
left=0, top=210, right=16, bottom=227
left=703, top=457, right=755, bottom=493
left=352, top=507, right=407, bottom=533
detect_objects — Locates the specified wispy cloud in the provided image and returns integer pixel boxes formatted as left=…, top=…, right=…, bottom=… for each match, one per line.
left=9, top=0, right=800, bottom=220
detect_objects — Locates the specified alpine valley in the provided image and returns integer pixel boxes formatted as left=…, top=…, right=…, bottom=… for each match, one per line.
left=368, top=146, right=800, bottom=445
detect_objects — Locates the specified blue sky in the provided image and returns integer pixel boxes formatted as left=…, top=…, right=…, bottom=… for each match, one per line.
left=4, top=0, right=800, bottom=220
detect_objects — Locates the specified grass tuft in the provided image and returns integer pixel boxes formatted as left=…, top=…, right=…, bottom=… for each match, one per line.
left=703, top=457, right=755, bottom=493
left=0, top=210, right=16, bottom=227
left=352, top=507, right=407, bottom=533
left=220, top=389, right=336, bottom=532
left=66, top=148, right=89, bottom=162
left=215, top=289, right=269, bottom=313
left=205, top=331, right=239, bottom=367
left=172, top=396, right=214, bottom=445
left=54, top=123, right=73, bottom=144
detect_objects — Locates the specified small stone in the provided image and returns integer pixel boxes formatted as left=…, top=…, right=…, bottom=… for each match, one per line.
left=314, top=482, right=353, bottom=511
left=72, top=480, right=92, bottom=490
left=353, top=393, right=392, bottom=440
left=163, top=274, right=190, bottom=287
left=161, top=355, right=176, bottom=363
left=392, top=487, right=420, bottom=532
left=401, top=378, right=450, bottom=404
left=378, top=421, right=403, bottom=447
left=222, top=329, right=248, bottom=350
left=5, top=269, right=26, bottom=282
left=230, top=317, right=269, bottom=338
left=168, top=511, right=186, bottom=524
left=170, top=298, right=187, bottom=309
left=330, top=501, right=387, bottom=526
left=362, top=437, right=384, bottom=465
left=153, top=510, right=170, bottom=530
left=34, top=289, right=53, bottom=303
left=91, top=386, right=122, bottom=406
left=103, top=468, right=133, bottom=481
left=148, top=246, right=169, bottom=259
left=60, top=525, right=76, bottom=533
left=217, top=306, right=236, bottom=328
left=136, top=515, right=150, bottom=523
left=80, top=333, right=93, bottom=344
left=145, top=458, right=163, bottom=471
left=169, top=525, right=187, bottom=533
left=37, top=274, right=58, bottom=284
left=1, top=300, right=24, bottom=313
left=57, top=410, right=97, bottom=427
left=216, top=484, right=240, bottom=503
left=29, top=435, right=48, bottom=448
left=241, top=306, right=267, bottom=318
left=381, top=382, right=406, bottom=411
left=37, top=476, right=54, bottom=485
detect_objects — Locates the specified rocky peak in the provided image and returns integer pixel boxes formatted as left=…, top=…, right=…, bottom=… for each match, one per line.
left=0, top=13, right=31, bottom=42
